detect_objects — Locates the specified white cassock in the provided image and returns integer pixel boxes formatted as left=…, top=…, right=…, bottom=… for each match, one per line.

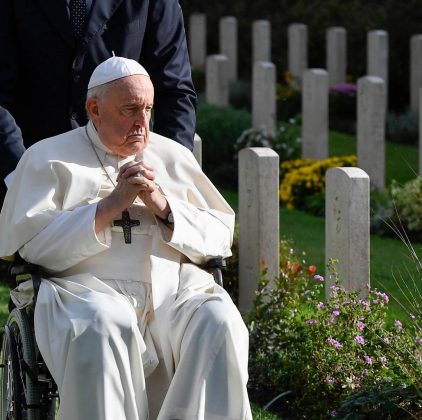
left=0, top=121, right=252, bottom=420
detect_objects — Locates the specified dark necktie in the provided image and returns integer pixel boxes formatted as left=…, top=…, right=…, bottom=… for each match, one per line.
left=69, top=0, right=87, bottom=40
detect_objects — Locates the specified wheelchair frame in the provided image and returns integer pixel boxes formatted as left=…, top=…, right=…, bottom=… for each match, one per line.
left=0, top=257, right=58, bottom=420
left=0, top=256, right=225, bottom=420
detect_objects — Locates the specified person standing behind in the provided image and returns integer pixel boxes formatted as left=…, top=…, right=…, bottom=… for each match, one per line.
left=0, top=0, right=196, bottom=202
left=0, top=106, right=25, bottom=202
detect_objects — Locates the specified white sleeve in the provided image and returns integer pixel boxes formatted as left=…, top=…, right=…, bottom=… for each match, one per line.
left=19, top=203, right=111, bottom=273
left=156, top=196, right=232, bottom=265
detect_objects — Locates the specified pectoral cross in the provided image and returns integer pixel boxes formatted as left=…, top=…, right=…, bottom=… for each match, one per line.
left=113, top=210, right=140, bottom=244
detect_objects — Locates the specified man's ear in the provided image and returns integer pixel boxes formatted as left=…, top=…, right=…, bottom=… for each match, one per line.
left=86, top=97, right=100, bottom=122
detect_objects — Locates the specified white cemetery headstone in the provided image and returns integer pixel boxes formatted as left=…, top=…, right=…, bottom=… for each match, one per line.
left=367, top=30, right=389, bottom=111
left=302, top=69, right=329, bottom=160
left=325, top=167, right=370, bottom=295
left=193, top=133, right=202, bottom=167
left=410, top=35, right=422, bottom=113
left=288, top=23, right=308, bottom=87
left=189, top=13, right=206, bottom=70
left=419, top=88, right=422, bottom=176
left=238, top=147, right=280, bottom=314
left=252, top=61, right=276, bottom=137
left=219, top=16, right=238, bottom=82
left=252, top=20, right=271, bottom=63
left=357, top=76, right=386, bottom=191
left=206, top=54, right=229, bottom=107
left=326, top=27, right=347, bottom=86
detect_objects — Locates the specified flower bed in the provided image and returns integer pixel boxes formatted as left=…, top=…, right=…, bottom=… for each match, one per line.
left=247, top=240, right=422, bottom=418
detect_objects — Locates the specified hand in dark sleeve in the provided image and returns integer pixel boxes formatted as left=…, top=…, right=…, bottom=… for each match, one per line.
left=0, top=105, right=25, bottom=179
left=141, top=0, right=197, bottom=151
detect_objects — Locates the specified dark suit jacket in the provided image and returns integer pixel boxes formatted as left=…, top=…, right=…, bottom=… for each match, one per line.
left=0, top=0, right=196, bottom=179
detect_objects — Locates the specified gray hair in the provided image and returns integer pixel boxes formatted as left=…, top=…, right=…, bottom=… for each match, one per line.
left=85, top=83, right=111, bottom=118
left=86, top=83, right=110, bottom=100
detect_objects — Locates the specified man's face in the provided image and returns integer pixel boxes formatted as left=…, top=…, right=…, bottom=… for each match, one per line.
left=87, top=75, right=154, bottom=157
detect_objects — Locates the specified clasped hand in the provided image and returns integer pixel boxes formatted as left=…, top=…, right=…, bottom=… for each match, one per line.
left=95, top=160, right=170, bottom=234
left=115, top=160, right=169, bottom=219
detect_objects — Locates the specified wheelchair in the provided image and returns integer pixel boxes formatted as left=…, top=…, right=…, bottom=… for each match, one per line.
left=0, top=254, right=225, bottom=420
left=0, top=255, right=58, bottom=420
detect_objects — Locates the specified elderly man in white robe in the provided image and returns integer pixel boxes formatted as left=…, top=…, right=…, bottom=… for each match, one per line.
left=0, top=57, right=252, bottom=420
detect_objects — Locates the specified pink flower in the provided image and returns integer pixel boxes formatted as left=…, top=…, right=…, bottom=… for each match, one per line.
left=379, top=356, right=387, bottom=364
left=317, top=302, right=325, bottom=309
left=359, top=299, right=370, bottom=308
left=395, top=320, right=403, bottom=331
left=330, top=409, right=338, bottom=417
left=325, top=376, right=335, bottom=384
left=355, top=335, right=365, bottom=345
left=329, top=83, right=357, bottom=95
left=364, top=355, right=372, bottom=365
left=332, top=310, right=340, bottom=317
left=383, top=338, right=390, bottom=345
left=356, top=321, right=365, bottom=330
left=417, top=339, right=422, bottom=346
left=306, top=319, right=317, bottom=325
left=327, top=337, right=343, bottom=349
left=375, top=291, right=389, bottom=303
left=314, top=274, right=324, bottom=282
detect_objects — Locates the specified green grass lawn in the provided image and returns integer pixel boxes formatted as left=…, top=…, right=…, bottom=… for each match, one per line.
left=329, top=130, right=419, bottom=185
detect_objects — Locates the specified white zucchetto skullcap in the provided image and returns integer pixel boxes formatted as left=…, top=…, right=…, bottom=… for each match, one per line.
left=88, top=56, right=150, bottom=90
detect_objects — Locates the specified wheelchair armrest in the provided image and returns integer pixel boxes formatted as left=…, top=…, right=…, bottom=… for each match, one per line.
left=7, top=254, right=42, bottom=303
left=200, top=257, right=226, bottom=287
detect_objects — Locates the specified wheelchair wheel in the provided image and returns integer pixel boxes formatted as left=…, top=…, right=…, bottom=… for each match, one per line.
left=0, top=309, right=41, bottom=420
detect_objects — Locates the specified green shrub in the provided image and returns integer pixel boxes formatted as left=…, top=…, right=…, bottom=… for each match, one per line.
left=233, top=118, right=302, bottom=163
left=191, top=68, right=205, bottom=95
left=229, top=79, right=251, bottom=111
left=390, top=178, right=422, bottom=231
left=248, top=249, right=422, bottom=418
left=371, top=177, right=422, bottom=241
left=196, top=102, right=251, bottom=188
left=386, top=111, right=418, bottom=145
left=276, top=75, right=302, bottom=122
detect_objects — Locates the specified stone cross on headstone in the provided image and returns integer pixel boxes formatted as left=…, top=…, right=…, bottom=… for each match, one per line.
left=302, top=69, right=329, bottom=160
left=238, top=147, right=279, bottom=315
left=114, top=210, right=140, bottom=244
left=326, top=27, right=346, bottom=86
left=325, top=167, right=370, bottom=295
left=357, top=76, right=386, bottom=191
